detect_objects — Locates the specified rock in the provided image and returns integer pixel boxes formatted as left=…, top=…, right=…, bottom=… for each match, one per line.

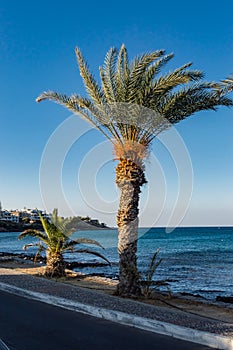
left=216, top=296, right=233, bottom=304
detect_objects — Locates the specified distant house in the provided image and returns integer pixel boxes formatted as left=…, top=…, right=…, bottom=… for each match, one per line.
left=19, top=208, right=51, bottom=223
left=0, top=210, right=20, bottom=223
left=89, top=219, right=99, bottom=226
left=0, top=206, right=50, bottom=224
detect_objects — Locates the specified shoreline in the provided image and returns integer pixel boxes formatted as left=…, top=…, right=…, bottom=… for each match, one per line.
left=1, top=252, right=233, bottom=312
left=0, top=222, right=113, bottom=233
left=1, top=243, right=233, bottom=347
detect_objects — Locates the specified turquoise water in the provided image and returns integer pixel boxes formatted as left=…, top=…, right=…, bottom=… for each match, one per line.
left=1, top=226, right=233, bottom=299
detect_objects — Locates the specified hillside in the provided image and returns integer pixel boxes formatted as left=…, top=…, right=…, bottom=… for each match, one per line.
left=0, top=218, right=110, bottom=232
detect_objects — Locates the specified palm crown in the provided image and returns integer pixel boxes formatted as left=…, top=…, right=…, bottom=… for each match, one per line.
left=37, top=44, right=233, bottom=152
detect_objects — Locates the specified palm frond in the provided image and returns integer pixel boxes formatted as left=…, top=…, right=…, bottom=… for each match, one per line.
left=38, top=211, right=54, bottom=240
left=76, top=47, right=104, bottom=105
left=134, top=53, right=174, bottom=106
left=221, top=75, right=233, bottom=86
left=37, top=91, right=100, bottom=127
left=115, top=44, right=131, bottom=101
left=63, top=237, right=104, bottom=251
left=69, top=94, right=120, bottom=141
left=37, top=45, right=233, bottom=151
left=142, top=248, right=162, bottom=296
left=160, top=82, right=233, bottom=124
left=22, top=242, right=44, bottom=250
left=19, top=229, right=48, bottom=244
left=122, top=44, right=130, bottom=83
left=100, top=47, right=118, bottom=102
left=214, top=75, right=233, bottom=96
left=22, top=242, right=46, bottom=262
left=37, top=91, right=114, bottom=142
left=74, top=248, right=111, bottom=265
left=126, top=50, right=165, bottom=102
left=34, top=243, right=46, bottom=261
left=51, top=208, right=74, bottom=237
left=145, top=248, right=162, bottom=281
left=143, top=53, right=174, bottom=84
left=152, top=62, right=203, bottom=95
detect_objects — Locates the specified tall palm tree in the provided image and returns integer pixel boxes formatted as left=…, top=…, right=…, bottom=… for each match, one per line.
left=18, top=209, right=109, bottom=278
left=36, top=45, right=233, bottom=296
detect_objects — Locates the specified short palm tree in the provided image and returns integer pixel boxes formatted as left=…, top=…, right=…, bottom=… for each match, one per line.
left=36, top=45, right=233, bottom=295
left=18, top=209, right=109, bottom=278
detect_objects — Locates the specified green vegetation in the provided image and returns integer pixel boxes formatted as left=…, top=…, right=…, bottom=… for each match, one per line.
left=37, top=45, right=233, bottom=296
left=18, top=209, right=109, bottom=278
left=141, top=248, right=162, bottom=297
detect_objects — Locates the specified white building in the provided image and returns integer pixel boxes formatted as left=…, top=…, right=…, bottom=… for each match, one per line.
left=0, top=204, right=50, bottom=224
left=0, top=210, right=20, bottom=223
left=20, top=208, right=51, bottom=222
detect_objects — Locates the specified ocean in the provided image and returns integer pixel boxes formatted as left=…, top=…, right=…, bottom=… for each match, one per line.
left=0, top=226, right=233, bottom=300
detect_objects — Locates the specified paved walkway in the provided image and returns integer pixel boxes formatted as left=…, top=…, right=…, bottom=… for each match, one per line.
left=0, top=268, right=232, bottom=350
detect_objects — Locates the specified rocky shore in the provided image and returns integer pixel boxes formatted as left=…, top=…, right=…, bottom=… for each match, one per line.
left=0, top=251, right=109, bottom=269
left=0, top=221, right=43, bottom=232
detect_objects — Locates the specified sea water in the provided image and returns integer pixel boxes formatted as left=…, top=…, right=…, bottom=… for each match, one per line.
left=1, top=226, right=233, bottom=300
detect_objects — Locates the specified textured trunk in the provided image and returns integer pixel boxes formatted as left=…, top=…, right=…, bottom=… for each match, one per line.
left=115, top=158, right=147, bottom=297
left=44, top=251, right=66, bottom=278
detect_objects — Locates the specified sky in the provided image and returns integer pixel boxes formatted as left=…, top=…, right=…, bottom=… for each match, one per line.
left=0, top=0, right=232, bottom=227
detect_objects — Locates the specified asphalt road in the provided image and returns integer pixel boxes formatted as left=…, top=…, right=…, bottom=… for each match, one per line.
left=0, top=290, right=213, bottom=350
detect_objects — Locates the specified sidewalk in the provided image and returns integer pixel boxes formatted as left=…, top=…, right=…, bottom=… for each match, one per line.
left=0, top=267, right=232, bottom=350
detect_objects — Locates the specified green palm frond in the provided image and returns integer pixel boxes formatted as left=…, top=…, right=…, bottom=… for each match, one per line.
left=37, top=45, right=233, bottom=151
left=134, top=53, right=174, bottom=106
left=22, top=242, right=46, bottom=251
left=37, top=211, right=55, bottom=240
left=63, top=237, right=104, bottom=251
left=51, top=208, right=75, bottom=237
left=145, top=248, right=162, bottom=281
left=143, top=53, right=174, bottom=84
left=221, top=75, right=233, bottom=87
left=36, top=91, right=100, bottom=127
left=115, top=44, right=131, bottom=101
left=100, top=46, right=118, bottom=102
left=51, top=208, right=59, bottom=225
left=122, top=44, right=130, bottom=84
left=152, top=62, right=203, bottom=96
left=142, top=248, right=162, bottom=296
left=160, top=82, right=233, bottom=124
left=126, top=50, right=165, bottom=102
left=34, top=243, right=46, bottom=261
left=19, top=229, right=48, bottom=245
left=36, top=91, right=114, bottom=141
left=22, top=242, right=46, bottom=262
left=76, top=47, right=104, bottom=105
left=74, top=248, right=111, bottom=265
left=215, top=75, right=233, bottom=96
left=69, top=94, right=116, bottom=140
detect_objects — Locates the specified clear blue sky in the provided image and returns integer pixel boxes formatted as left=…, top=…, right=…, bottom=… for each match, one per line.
left=0, top=0, right=232, bottom=227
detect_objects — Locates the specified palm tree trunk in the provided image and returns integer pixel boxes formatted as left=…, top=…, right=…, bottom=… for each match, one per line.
left=115, top=158, right=147, bottom=297
left=44, top=251, right=66, bottom=278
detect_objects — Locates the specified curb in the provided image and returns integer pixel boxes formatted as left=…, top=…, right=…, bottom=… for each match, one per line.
left=0, top=338, right=10, bottom=350
left=0, top=282, right=232, bottom=350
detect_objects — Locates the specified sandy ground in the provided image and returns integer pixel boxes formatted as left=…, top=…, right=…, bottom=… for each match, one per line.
left=0, top=257, right=233, bottom=324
